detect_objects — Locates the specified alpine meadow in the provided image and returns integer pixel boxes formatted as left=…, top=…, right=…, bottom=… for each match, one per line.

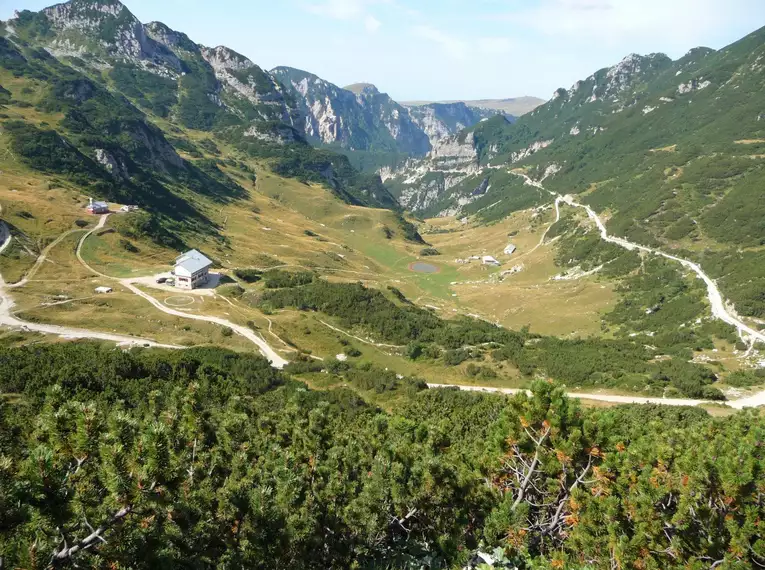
left=1, top=1, right=765, bottom=568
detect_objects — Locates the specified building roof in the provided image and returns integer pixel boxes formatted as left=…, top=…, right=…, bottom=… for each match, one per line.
left=89, top=201, right=109, bottom=209
left=504, top=243, right=517, bottom=253
left=175, top=249, right=213, bottom=274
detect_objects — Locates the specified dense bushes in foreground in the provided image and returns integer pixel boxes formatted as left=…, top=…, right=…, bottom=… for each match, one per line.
left=1, top=343, right=765, bottom=569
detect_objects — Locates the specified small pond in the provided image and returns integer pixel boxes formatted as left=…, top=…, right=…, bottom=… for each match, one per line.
left=409, top=262, right=439, bottom=274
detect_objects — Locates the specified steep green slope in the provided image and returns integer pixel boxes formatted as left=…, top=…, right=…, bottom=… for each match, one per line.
left=2, top=0, right=399, bottom=212
left=392, top=26, right=765, bottom=317
left=0, top=35, right=225, bottom=245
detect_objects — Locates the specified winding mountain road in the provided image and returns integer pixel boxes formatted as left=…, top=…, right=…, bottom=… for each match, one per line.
left=427, top=382, right=764, bottom=410
left=0, top=215, right=287, bottom=364
left=0, top=220, right=180, bottom=348
left=427, top=384, right=709, bottom=407
left=1, top=201, right=763, bottom=405
left=117, top=280, right=288, bottom=368
left=517, top=173, right=765, bottom=346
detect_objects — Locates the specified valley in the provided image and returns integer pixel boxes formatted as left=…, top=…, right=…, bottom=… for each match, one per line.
left=0, top=0, right=763, bottom=408
left=3, top=1, right=765, bottom=568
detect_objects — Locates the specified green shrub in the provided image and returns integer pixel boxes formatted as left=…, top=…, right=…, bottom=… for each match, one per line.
left=262, top=269, right=315, bottom=289
left=234, top=268, right=262, bottom=283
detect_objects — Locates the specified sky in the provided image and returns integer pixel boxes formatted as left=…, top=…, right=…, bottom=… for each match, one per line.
left=2, top=0, right=765, bottom=101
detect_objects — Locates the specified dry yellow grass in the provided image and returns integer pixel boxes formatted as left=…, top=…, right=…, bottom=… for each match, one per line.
left=426, top=208, right=615, bottom=336
left=650, top=144, right=678, bottom=152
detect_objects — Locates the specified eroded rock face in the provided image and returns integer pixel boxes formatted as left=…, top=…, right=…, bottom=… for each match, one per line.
left=201, top=47, right=300, bottom=126
left=273, top=68, right=430, bottom=154
left=144, top=21, right=197, bottom=53
left=510, top=139, right=554, bottom=163
left=383, top=131, right=483, bottom=214
left=95, top=148, right=129, bottom=180
left=243, top=123, right=301, bottom=145
left=407, top=103, right=496, bottom=145
left=272, top=67, right=493, bottom=155
left=271, top=70, right=363, bottom=148
left=40, top=0, right=182, bottom=71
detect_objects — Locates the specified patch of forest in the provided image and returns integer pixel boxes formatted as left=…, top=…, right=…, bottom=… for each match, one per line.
left=260, top=279, right=725, bottom=399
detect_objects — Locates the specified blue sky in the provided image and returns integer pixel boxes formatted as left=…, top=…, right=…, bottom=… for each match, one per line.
left=2, top=0, right=765, bottom=101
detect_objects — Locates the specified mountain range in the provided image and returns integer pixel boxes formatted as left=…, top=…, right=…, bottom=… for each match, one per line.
left=3, top=0, right=515, bottom=161
left=2, top=0, right=765, bottom=321
left=384, top=27, right=765, bottom=319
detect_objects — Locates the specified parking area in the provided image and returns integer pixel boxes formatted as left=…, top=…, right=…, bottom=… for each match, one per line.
left=125, top=272, right=224, bottom=296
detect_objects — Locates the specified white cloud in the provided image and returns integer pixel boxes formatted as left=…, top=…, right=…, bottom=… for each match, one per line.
left=412, top=25, right=469, bottom=60
left=307, top=0, right=386, bottom=34
left=365, top=15, right=382, bottom=32
left=307, top=0, right=364, bottom=20
left=504, top=0, right=740, bottom=51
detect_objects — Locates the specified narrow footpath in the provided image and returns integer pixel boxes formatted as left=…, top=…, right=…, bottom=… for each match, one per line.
left=517, top=173, right=765, bottom=346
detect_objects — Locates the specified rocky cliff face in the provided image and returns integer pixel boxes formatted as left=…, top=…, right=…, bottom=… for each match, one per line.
left=201, top=47, right=300, bottom=126
left=273, top=67, right=434, bottom=155
left=272, top=67, right=497, bottom=156
left=406, top=102, right=496, bottom=145
left=382, top=131, right=484, bottom=214
left=143, top=21, right=198, bottom=54
left=8, top=1, right=508, bottom=161
left=271, top=67, right=378, bottom=149
left=10, top=1, right=304, bottom=130
left=346, top=83, right=431, bottom=155
left=38, top=0, right=182, bottom=71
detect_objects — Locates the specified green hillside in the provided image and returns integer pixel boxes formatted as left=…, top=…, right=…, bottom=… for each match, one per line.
left=394, top=27, right=765, bottom=318
left=3, top=342, right=765, bottom=569
left=2, top=2, right=765, bottom=569
left=2, top=4, right=399, bottom=215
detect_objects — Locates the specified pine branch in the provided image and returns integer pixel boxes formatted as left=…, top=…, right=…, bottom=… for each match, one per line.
left=49, top=505, right=132, bottom=567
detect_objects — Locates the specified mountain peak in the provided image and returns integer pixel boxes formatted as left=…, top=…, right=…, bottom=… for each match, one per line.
left=144, top=21, right=197, bottom=52
left=606, top=52, right=671, bottom=80
left=200, top=45, right=255, bottom=72
left=13, top=1, right=184, bottom=70
left=271, top=66, right=321, bottom=82
left=42, top=0, right=134, bottom=23
left=344, top=82, right=379, bottom=96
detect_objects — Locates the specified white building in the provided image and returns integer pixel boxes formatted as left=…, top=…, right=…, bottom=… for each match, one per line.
left=504, top=244, right=517, bottom=255
left=174, top=250, right=213, bottom=290
left=482, top=255, right=501, bottom=266
left=87, top=198, right=109, bottom=214
left=94, top=286, right=113, bottom=294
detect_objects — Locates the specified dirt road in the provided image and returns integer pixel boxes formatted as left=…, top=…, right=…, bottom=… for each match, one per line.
left=72, top=216, right=288, bottom=368
left=517, top=173, right=765, bottom=346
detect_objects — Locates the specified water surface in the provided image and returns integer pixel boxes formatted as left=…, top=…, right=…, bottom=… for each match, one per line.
left=410, top=262, right=439, bottom=274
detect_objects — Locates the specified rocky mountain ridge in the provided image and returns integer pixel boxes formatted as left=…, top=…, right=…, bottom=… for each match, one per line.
left=383, top=24, right=765, bottom=322
left=272, top=67, right=504, bottom=156
left=5, top=0, right=516, bottom=160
